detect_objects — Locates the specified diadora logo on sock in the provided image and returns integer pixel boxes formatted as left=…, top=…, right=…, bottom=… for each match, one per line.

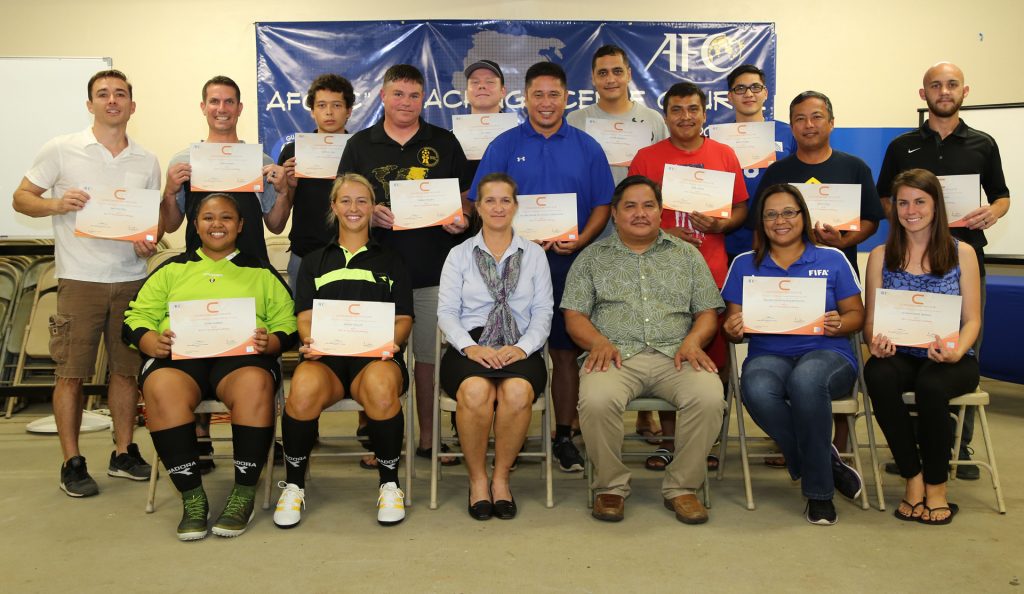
left=234, top=460, right=258, bottom=475
left=284, top=454, right=306, bottom=468
left=377, top=456, right=400, bottom=470
left=167, top=461, right=197, bottom=476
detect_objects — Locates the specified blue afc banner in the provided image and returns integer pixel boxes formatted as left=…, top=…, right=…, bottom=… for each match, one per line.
left=256, top=20, right=776, bottom=160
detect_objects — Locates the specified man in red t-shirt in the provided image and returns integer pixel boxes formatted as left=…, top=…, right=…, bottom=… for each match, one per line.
left=628, top=81, right=747, bottom=471
left=629, top=81, right=747, bottom=288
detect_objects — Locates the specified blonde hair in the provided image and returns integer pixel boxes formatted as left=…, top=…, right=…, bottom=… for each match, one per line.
left=326, top=173, right=376, bottom=228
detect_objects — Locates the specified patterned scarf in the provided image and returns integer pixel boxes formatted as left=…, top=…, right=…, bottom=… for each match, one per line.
left=472, top=244, right=523, bottom=347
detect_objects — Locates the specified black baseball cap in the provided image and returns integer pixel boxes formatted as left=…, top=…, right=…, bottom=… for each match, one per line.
left=464, top=60, right=504, bottom=85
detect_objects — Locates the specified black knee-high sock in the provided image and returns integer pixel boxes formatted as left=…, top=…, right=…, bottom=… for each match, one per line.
left=151, top=422, right=202, bottom=494
left=281, top=412, right=317, bottom=488
left=231, top=424, right=274, bottom=487
left=367, top=410, right=403, bottom=487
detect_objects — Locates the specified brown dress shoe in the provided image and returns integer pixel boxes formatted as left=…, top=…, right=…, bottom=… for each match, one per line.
left=664, top=493, right=708, bottom=524
left=592, top=493, right=625, bottom=522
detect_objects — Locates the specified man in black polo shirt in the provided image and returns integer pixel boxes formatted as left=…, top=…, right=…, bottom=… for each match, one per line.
left=280, top=73, right=355, bottom=286
left=338, top=64, right=472, bottom=464
left=875, top=62, right=1010, bottom=479
left=757, top=91, right=885, bottom=277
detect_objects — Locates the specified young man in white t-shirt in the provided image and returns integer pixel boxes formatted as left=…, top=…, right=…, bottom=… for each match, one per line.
left=13, top=70, right=162, bottom=497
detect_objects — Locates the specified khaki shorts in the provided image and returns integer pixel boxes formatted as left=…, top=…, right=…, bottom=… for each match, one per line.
left=411, top=286, right=439, bottom=365
left=49, top=278, right=144, bottom=379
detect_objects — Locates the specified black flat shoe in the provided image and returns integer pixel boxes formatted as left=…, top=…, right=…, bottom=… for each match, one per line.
left=492, top=486, right=517, bottom=520
left=468, top=491, right=493, bottom=521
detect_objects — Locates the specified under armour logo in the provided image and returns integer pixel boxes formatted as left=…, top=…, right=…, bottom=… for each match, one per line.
left=516, top=156, right=527, bottom=162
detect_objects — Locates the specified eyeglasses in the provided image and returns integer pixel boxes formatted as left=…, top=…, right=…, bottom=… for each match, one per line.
left=730, top=83, right=765, bottom=95
left=763, top=208, right=801, bottom=221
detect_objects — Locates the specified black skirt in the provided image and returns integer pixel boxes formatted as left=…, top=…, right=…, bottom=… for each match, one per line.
left=439, top=328, right=547, bottom=398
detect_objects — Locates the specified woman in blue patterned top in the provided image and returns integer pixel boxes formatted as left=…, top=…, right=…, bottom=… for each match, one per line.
left=864, top=168, right=982, bottom=525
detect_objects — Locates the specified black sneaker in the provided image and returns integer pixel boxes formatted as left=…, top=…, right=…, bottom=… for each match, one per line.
left=805, top=498, right=837, bottom=525
left=60, top=456, right=99, bottom=497
left=108, top=444, right=152, bottom=481
left=197, top=440, right=215, bottom=475
left=830, top=444, right=863, bottom=500
left=884, top=462, right=900, bottom=476
left=955, top=446, right=980, bottom=480
left=553, top=437, right=584, bottom=473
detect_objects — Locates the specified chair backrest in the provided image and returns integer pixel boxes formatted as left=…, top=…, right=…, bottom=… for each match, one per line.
left=147, top=247, right=185, bottom=274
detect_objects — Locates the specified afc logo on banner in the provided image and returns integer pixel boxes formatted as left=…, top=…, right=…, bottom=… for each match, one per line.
left=645, top=33, right=747, bottom=73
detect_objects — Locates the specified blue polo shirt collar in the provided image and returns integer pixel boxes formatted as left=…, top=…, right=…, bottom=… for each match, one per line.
left=520, top=118, right=570, bottom=140
left=760, top=241, right=819, bottom=272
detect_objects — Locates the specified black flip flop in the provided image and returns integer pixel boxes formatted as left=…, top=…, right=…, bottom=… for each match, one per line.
left=919, top=502, right=959, bottom=525
left=645, top=448, right=673, bottom=471
left=893, top=499, right=925, bottom=522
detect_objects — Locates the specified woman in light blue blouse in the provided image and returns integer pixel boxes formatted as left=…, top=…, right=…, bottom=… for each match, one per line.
left=437, top=172, right=553, bottom=520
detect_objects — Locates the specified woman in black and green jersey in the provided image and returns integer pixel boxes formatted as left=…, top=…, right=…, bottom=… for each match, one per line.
left=123, top=193, right=297, bottom=542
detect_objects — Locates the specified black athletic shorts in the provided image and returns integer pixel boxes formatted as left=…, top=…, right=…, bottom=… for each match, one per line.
left=139, top=354, right=281, bottom=398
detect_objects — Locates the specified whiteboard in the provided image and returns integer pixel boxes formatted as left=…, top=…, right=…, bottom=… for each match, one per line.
left=0, top=57, right=111, bottom=239
left=920, top=103, right=1024, bottom=262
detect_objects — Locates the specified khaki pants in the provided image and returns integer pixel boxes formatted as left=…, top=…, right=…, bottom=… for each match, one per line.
left=578, top=349, right=725, bottom=500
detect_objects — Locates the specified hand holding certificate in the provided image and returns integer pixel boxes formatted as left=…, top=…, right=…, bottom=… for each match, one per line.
left=308, top=300, right=396, bottom=358
left=792, top=183, right=862, bottom=231
left=189, top=143, right=265, bottom=192
left=389, top=178, right=464, bottom=230
left=514, top=193, right=579, bottom=242
left=169, top=297, right=258, bottom=360
left=585, top=118, right=650, bottom=167
left=661, top=165, right=735, bottom=218
left=294, top=133, right=351, bottom=179
left=707, top=121, right=776, bottom=169
left=742, top=276, right=826, bottom=335
left=453, top=113, right=518, bottom=160
left=75, top=185, right=159, bottom=242
left=937, top=174, right=981, bottom=228
left=872, top=288, right=961, bottom=350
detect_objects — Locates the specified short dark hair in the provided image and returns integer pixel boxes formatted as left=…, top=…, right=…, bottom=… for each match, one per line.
left=88, top=69, right=131, bottom=100
left=751, top=184, right=814, bottom=267
left=202, top=75, right=241, bottom=102
left=525, top=62, right=567, bottom=90
left=592, top=45, right=630, bottom=70
left=612, top=175, right=662, bottom=209
left=383, top=64, right=424, bottom=87
left=662, top=81, right=706, bottom=113
left=196, top=192, right=242, bottom=220
left=305, top=74, right=355, bottom=110
left=727, top=64, right=766, bottom=90
left=789, top=90, right=834, bottom=121
left=477, top=172, right=519, bottom=203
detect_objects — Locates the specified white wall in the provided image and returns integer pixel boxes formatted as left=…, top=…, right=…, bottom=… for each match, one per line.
left=3, top=0, right=1021, bottom=245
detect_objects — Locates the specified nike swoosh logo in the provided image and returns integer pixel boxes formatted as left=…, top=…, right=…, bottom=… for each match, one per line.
left=907, top=147, right=922, bottom=154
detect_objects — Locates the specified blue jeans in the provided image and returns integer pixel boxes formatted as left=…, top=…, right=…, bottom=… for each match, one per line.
left=741, top=350, right=856, bottom=500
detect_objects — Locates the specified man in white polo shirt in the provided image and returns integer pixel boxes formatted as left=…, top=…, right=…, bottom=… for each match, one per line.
left=13, top=69, right=161, bottom=497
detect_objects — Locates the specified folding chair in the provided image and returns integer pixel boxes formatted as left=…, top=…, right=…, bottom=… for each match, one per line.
left=265, top=237, right=291, bottom=284
left=866, top=388, right=1005, bottom=514
left=266, top=350, right=416, bottom=506
left=146, top=247, right=185, bottom=273
left=145, top=387, right=283, bottom=513
left=717, top=335, right=873, bottom=511
left=429, top=328, right=554, bottom=509
left=584, top=397, right=712, bottom=510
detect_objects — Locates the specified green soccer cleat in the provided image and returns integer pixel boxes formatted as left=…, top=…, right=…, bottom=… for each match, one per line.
left=211, top=485, right=257, bottom=538
left=177, top=487, right=209, bottom=542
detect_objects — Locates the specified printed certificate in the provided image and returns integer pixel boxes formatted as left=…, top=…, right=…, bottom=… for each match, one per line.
left=74, top=185, right=159, bottom=242
left=189, top=143, right=264, bottom=193
left=792, top=183, right=862, bottom=231
left=390, top=178, right=464, bottom=230
left=938, top=174, right=981, bottom=228
left=742, top=276, right=826, bottom=335
left=585, top=118, right=650, bottom=167
left=514, top=193, right=579, bottom=242
left=169, top=297, right=257, bottom=360
left=308, top=299, right=396, bottom=358
left=873, top=288, right=962, bottom=349
left=294, top=133, right=351, bottom=179
left=452, top=113, right=518, bottom=160
left=661, top=165, right=735, bottom=218
left=707, top=121, right=776, bottom=169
